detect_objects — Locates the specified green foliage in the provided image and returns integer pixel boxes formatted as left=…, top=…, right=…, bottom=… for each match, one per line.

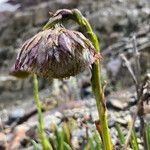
left=115, top=123, right=125, bottom=145
left=88, top=137, right=95, bottom=150
left=50, top=123, right=72, bottom=150
left=146, top=122, right=150, bottom=150
left=89, top=131, right=101, bottom=150
left=57, top=128, right=65, bottom=150
left=31, top=120, right=150, bottom=150
left=130, top=129, right=139, bottom=150
left=93, top=131, right=101, bottom=150
left=115, top=122, right=150, bottom=150
left=31, top=119, right=104, bottom=150
left=51, top=123, right=102, bottom=150
left=31, top=140, right=41, bottom=150
left=114, top=122, right=150, bottom=150
left=64, top=142, right=73, bottom=150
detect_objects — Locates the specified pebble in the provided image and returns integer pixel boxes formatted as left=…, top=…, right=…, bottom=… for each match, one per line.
left=108, top=98, right=128, bottom=110
left=0, top=1, right=20, bottom=12
left=110, top=127, right=118, bottom=145
left=43, top=115, right=61, bottom=128
left=7, top=108, right=25, bottom=124
left=108, top=117, right=116, bottom=127
left=7, top=125, right=28, bottom=150
left=128, top=96, right=137, bottom=106
left=0, top=132, right=7, bottom=146
left=54, top=111, right=63, bottom=119
left=116, top=118, right=127, bottom=126
left=85, top=98, right=96, bottom=107
left=71, top=136, right=79, bottom=149
left=72, top=128, right=86, bottom=138
left=134, top=118, right=141, bottom=132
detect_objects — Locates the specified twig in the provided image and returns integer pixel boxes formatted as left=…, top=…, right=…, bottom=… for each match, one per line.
left=132, top=35, right=141, bottom=84
left=138, top=74, right=150, bottom=150
left=120, top=53, right=139, bottom=150
left=132, top=36, right=147, bottom=149
left=123, top=98, right=141, bottom=150
left=120, top=54, right=137, bottom=85
left=123, top=74, right=149, bottom=150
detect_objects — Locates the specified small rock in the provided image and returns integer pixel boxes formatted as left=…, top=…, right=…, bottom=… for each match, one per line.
left=43, top=115, right=61, bottom=128
left=85, top=98, right=96, bottom=107
left=8, top=108, right=25, bottom=124
left=8, top=125, right=28, bottom=149
left=108, top=117, right=115, bottom=127
left=0, top=132, right=7, bottom=147
left=145, top=114, right=150, bottom=122
left=71, top=136, right=79, bottom=149
left=91, top=109, right=98, bottom=121
left=73, top=112, right=83, bottom=120
left=26, top=126, right=38, bottom=140
left=110, top=127, right=118, bottom=145
left=0, top=2, right=20, bottom=12
left=108, top=90, right=132, bottom=110
left=72, top=128, right=86, bottom=138
left=54, top=111, right=63, bottom=119
left=134, top=118, right=140, bottom=132
left=81, top=86, right=92, bottom=98
left=108, top=98, right=128, bottom=110
left=116, top=118, right=127, bottom=126
left=128, top=96, right=137, bottom=106
left=138, top=144, right=144, bottom=150
left=83, top=113, right=91, bottom=122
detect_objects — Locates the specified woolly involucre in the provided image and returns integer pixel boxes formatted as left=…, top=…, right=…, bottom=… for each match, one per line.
left=11, top=27, right=99, bottom=79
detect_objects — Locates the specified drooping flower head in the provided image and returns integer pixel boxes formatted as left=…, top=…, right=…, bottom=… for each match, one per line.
left=10, top=27, right=100, bottom=79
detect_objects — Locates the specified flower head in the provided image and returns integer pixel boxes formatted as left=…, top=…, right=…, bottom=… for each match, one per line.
left=10, top=27, right=100, bottom=79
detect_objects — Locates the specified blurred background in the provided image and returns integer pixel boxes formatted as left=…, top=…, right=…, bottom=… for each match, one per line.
left=0, top=0, right=149, bottom=149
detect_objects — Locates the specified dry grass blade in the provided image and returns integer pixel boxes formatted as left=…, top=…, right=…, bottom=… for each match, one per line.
left=120, top=54, right=138, bottom=85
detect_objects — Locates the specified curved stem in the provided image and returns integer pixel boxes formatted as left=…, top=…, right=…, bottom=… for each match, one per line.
left=43, top=9, right=112, bottom=150
left=74, top=11, right=112, bottom=150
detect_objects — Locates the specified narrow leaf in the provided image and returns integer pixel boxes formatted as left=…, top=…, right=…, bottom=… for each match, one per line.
left=63, top=121, right=71, bottom=145
left=64, top=142, right=73, bottom=150
left=89, top=136, right=95, bottom=150
left=31, top=140, right=41, bottom=150
left=57, top=128, right=65, bottom=150
left=93, top=131, right=101, bottom=150
left=146, top=122, right=150, bottom=150
left=130, top=129, right=139, bottom=150
left=115, top=123, right=125, bottom=145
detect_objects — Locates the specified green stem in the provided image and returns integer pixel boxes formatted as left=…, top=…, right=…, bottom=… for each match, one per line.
left=43, top=9, right=112, bottom=150
left=73, top=9, right=112, bottom=150
left=32, top=74, right=53, bottom=150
